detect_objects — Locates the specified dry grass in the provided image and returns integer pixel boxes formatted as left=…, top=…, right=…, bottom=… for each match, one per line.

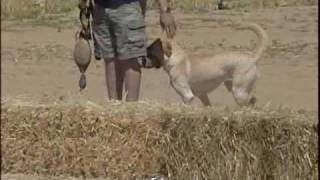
left=1, top=0, right=316, bottom=20
left=1, top=101, right=318, bottom=179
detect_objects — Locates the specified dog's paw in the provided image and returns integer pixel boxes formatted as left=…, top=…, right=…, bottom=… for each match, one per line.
left=183, top=96, right=195, bottom=105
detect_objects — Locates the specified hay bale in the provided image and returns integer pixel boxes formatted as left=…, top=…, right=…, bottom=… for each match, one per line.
left=1, top=102, right=318, bottom=179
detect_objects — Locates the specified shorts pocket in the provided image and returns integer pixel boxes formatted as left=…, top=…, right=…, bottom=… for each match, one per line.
left=128, top=19, right=145, bottom=29
left=127, top=20, right=146, bottom=48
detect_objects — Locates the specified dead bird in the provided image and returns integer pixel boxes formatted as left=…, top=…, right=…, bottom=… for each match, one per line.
left=74, top=0, right=95, bottom=91
left=73, top=30, right=92, bottom=91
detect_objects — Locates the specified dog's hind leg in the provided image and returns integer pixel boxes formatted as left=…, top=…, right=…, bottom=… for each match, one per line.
left=225, top=79, right=256, bottom=106
left=232, top=88, right=256, bottom=106
left=231, top=67, right=258, bottom=106
left=198, top=94, right=211, bottom=106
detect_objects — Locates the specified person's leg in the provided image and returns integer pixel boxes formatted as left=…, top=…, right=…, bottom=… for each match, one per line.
left=93, top=4, right=122, bottom=101
left=104, top=58, right=124, bottom=100
left=109, top=1, right=147, bottom=102
left=119, top=59, right=141, bottom=101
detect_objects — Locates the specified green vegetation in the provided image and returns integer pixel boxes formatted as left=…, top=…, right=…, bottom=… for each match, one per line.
left=1, top=0, right=77, bottom=20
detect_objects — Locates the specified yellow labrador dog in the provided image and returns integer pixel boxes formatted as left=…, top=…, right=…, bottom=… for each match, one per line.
left=161, top=23, right=269, bottom=106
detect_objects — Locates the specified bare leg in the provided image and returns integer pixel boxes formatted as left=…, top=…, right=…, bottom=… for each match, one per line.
left=198, top=94, right=211, bottom=106
left=120, top=59, right=142, bottom=102
left=104, top=58, right=124, bottom=100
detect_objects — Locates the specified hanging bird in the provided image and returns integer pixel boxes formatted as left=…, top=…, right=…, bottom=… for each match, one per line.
left=73, top=31, right=92, bottom=91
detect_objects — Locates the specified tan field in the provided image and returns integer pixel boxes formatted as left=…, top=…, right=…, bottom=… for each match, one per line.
left=1, top=6, right=318, bottom=111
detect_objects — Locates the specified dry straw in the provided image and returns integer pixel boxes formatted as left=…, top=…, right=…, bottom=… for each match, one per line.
left=1, top=0, right=316, bottom=20
left=1, top=101, right=318, bottom=179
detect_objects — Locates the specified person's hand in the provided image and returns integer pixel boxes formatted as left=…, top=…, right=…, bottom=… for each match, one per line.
left=160, top=9, right=177, bottom=38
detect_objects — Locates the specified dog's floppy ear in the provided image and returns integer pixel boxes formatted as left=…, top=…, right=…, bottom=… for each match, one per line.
left=147, top=38, right=164, bottom=68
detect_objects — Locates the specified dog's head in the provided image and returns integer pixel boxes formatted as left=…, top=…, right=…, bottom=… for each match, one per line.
left=147, top=38, right=183, bottom=69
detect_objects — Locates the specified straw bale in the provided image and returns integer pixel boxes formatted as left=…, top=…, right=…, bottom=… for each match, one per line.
left=1, top=102, right=317, bottom=179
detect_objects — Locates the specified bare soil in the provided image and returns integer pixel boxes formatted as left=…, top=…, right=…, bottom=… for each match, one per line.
left=1, top=6, right=317, bottom=110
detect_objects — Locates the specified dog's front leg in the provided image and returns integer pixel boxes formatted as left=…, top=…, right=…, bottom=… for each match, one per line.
left=170, top=76, right=195, bottom=104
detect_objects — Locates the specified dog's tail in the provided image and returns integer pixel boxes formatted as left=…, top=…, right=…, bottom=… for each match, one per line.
left=235, top=22, right=269, bottom=62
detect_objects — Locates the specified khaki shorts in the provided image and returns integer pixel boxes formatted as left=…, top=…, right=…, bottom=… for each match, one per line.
left=93, top=1, right=146, bottom=60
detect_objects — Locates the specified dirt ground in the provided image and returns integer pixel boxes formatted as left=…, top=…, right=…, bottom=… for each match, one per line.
left=1, top=6, right=318, bottom=111
left=0, top=5, right=318, bottom=179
